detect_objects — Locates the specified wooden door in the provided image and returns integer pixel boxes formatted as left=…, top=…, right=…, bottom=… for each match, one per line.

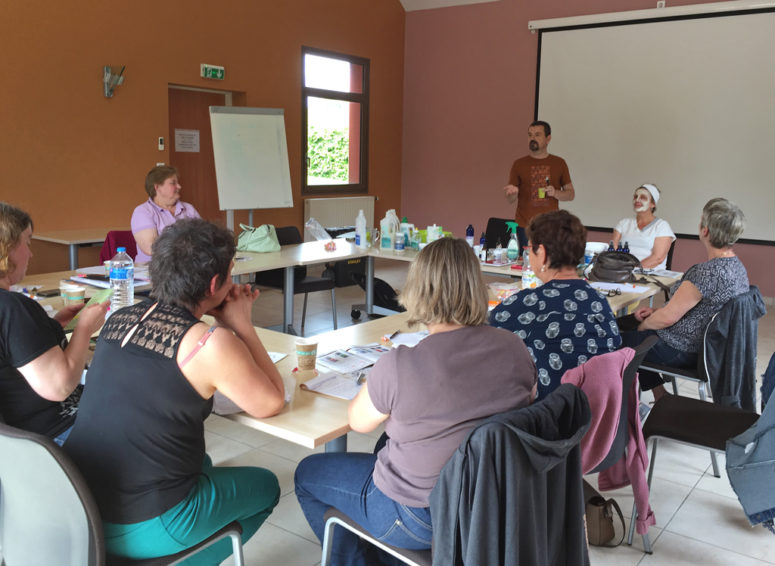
left=168, top=88, right=226, bottom=224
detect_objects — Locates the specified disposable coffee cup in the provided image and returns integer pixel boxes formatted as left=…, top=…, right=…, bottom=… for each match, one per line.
left=61, top=285, right=86, bottom=306
left=296, top=341, right=318, bottom=371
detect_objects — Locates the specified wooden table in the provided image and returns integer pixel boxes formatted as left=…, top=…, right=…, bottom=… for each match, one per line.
left=225, top=312, right=416, bottom=452
left=32, top=228, right=124, bottom=270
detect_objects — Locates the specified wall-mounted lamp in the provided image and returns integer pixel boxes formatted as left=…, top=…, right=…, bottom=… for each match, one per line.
left=103, top=65, right=125, bottom=98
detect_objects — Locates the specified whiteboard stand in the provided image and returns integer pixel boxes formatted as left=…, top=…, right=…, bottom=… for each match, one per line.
left=210, top=105, right=293, bottom=228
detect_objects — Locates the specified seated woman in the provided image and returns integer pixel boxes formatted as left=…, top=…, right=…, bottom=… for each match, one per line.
left=131, top=165, right=200, bottom=263
left=0, top=202, right=107, bottom=444
left=491, top=210, right=622, bottom=400
left=612, top=183, right=675, bottom=270
left=64, top=219, right=285, bottom=564
left=620, top=198, right=749, bottom=401
left=295, top=238, right=537, bottom=566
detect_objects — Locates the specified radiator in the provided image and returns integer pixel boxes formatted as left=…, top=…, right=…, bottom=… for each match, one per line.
left=303, top=196, right=375, bottom=239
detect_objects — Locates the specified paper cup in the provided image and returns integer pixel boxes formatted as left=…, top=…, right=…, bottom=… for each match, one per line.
left=296, top=341, right=318, bottom=371
left=61, top=285, right=85, bottom=306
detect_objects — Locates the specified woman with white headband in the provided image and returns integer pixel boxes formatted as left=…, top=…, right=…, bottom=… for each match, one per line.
left=612, top=183, right=675, bottom=270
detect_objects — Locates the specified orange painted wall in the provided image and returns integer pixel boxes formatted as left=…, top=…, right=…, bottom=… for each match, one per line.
left=1, top=1, right=405, bottom=273
left=402, top=0, right=774, bottom=298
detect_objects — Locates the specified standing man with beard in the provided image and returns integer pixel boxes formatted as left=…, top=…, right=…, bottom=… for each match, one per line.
left=503, top=121, right=575, bottom=251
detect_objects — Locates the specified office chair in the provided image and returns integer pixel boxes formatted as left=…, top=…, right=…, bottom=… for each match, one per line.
left=99, top=230, right=138, bottom=263
left=626, top=395, right=759, bottom=549
left=0, top=421, right=244, bottom=566
left=254, top=226, right=337, bottom=335
left=484, top=217, right=512, bottom=250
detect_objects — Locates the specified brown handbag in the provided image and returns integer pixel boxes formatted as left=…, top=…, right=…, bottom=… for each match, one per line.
left=586, top=495, right=625, bottom=547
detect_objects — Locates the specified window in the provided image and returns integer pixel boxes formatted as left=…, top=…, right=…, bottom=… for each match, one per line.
left=302, top=47, right=369, bottom=194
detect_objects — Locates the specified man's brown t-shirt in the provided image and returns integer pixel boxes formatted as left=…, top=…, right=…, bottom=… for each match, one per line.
left=508, top=154, right=572, bottom=227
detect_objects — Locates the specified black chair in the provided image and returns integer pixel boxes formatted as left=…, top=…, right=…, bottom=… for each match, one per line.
left=349, top=272, right=405, bottom=320
left=0, top=421, right=244, bottom=566
left=625, top=395, right=759, bottom=549
left=484, top=217, right=512, bottom=250
left=660, top=239, right=677, bottom=302
left=664, top=239, right=676, bottom=271
left=254, top=225, right=337, bottom=335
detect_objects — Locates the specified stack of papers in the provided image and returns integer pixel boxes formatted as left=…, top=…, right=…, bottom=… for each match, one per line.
left=71, top=265, right=151, bottom=289
left=301, top=344, right=391, bottom=400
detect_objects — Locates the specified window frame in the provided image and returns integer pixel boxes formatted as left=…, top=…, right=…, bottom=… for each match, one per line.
left=301, top=46, right=370, bottom=195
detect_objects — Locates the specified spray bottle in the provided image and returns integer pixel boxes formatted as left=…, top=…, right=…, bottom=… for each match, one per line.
left=505, top=221, right=520, bottom=262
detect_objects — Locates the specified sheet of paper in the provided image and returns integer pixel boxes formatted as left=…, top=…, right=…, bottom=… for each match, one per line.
left=386, top=331, right=429, bottom=347
left=316, top=349, right=373, bottom=373
left=652, top=269, right=682, bottom=278
left=300, top=371, right=363, bottom=400
left=64, top=288, right=113, bottom=331
left=347, top=344, right=391, bottom=363
left=268, top=351, right=287, bottom=364
left=588, top=281, right=650, bottom=294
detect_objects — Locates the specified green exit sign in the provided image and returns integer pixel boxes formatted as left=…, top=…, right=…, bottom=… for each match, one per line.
left=200, top=64, right=225, bottom=80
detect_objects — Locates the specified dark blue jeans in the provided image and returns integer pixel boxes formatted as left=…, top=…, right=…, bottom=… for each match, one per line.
left=621, top=329, right=697, bottom=390
left=294, top=452, right=432, bottom=566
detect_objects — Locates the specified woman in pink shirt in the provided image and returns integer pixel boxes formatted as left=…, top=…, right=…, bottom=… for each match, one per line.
left=130, top=165, right=201, bottom=263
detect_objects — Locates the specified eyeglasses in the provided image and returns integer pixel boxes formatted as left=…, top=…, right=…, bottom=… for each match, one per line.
left=606, top=288, right=622, bottom=297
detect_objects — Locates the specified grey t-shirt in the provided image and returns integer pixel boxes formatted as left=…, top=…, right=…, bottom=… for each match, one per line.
left=368, top=325, right=537, bottom=507
left=658, top=256, right=749, bottom=353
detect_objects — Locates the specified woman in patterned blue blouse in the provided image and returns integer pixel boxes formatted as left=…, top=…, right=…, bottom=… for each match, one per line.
left=490, top=210, right=622, bottom=399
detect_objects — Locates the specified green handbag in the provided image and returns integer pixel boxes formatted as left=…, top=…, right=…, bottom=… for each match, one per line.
left=236, top=223, right=281, bottom=253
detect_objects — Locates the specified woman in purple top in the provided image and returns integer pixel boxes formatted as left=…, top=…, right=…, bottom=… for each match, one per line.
left=294, top=238, right=537, bottom=566
left=131, top=165, right=201, bottom=263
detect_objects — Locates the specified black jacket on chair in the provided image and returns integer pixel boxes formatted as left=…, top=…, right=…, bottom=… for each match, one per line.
left=703, top=285, right=766, bottom=411
left=429, top=384, right=591, bottom=566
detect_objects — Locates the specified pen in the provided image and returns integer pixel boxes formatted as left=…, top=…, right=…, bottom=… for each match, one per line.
left=389, top=330, right=400, bottom=340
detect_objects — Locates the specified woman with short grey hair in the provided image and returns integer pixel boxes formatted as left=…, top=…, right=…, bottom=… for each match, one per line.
left=621, top=197, right=749, bottom=401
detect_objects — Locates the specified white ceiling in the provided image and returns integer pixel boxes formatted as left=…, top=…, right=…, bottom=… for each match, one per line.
left=400, top=0, right=498, bottom=12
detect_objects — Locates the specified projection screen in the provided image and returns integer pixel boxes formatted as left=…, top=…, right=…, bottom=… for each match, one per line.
left=535, top=8, right=775, bottom=243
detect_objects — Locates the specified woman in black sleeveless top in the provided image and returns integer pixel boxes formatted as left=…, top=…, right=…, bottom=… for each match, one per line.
left=65, top=219, right=285, bottom=564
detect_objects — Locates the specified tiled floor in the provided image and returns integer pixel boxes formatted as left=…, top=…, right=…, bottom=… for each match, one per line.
left=205, top=258, right=775, bottom=565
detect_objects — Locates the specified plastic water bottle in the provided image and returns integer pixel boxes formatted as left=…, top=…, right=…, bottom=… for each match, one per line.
left=521, top=247, right=540, bottom=289
left=109, top=246, right=134, bottom=314
left=355, top=209, right=367, bottom=248
left=465, top=224, right=475, bottom=247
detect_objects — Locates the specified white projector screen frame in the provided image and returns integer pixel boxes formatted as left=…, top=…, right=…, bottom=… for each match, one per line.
left=209, top=106, right=293, bottom=211
left=536, top=9, right=775, bottom=243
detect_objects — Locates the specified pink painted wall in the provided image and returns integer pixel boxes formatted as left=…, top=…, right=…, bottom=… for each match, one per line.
left=402, top=0, right=774, bottom=297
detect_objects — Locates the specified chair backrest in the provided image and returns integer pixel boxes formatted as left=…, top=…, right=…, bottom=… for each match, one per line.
left=484, top=217, right=511, bottom=250
left=99, top=230, right=138, bottom=263
left=591, top=334, right=659, bottom=473
left=665, top=239, right=676, bottom=271
left=0, top=422, right=105, bottom=566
